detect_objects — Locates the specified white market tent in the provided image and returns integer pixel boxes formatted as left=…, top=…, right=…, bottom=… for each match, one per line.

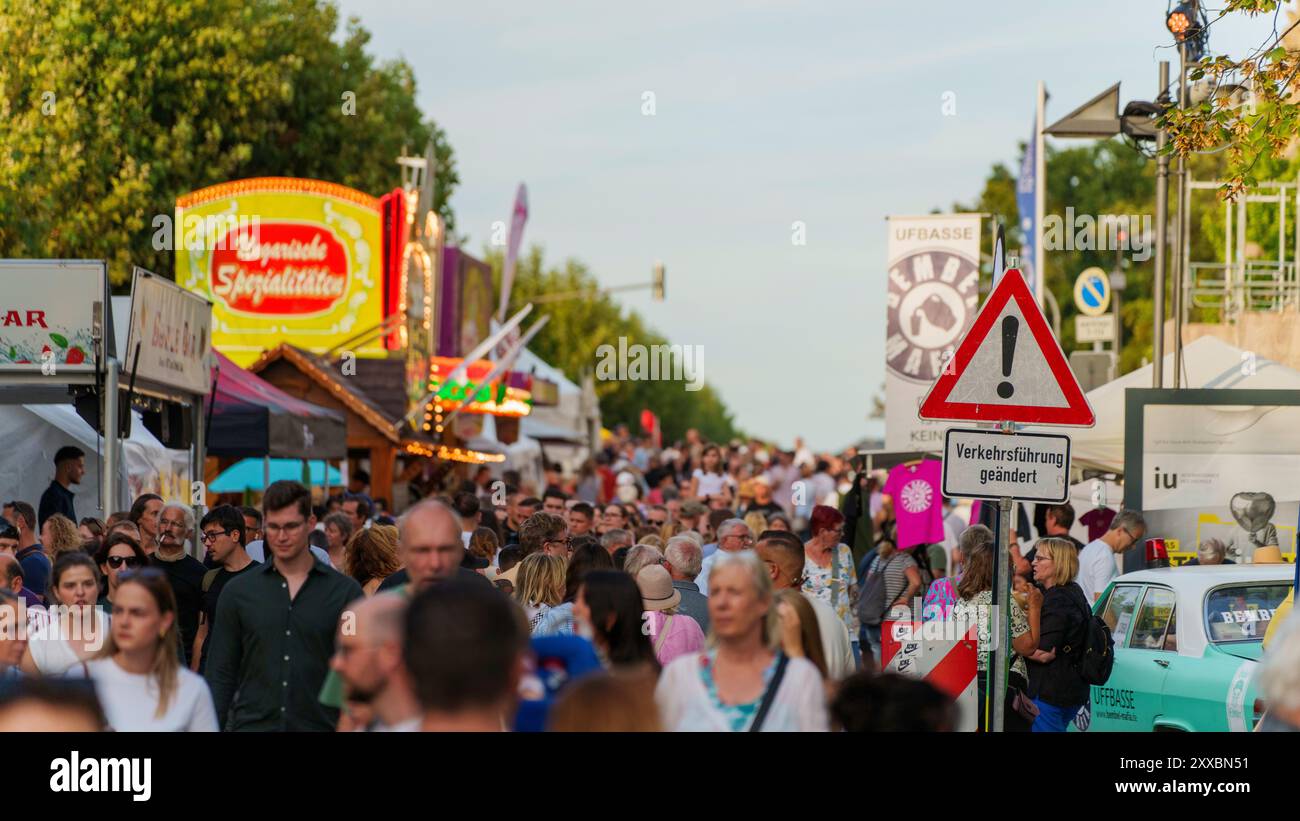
left=1065, top=336, right=1300, bottom=473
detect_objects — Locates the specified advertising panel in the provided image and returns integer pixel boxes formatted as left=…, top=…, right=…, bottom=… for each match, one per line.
left=884, top=215, right=982, bottom=452
left=1142, top=403, right=1299, bottom=564
left=124, top=267, right=212, bottom=395
left=0, top=260, right=107, bottom=375
left=175, top=178, right=385, bottom=367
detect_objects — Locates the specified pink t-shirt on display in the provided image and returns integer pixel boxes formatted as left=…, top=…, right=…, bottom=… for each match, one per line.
left=884, top=461, right=945, bottom=550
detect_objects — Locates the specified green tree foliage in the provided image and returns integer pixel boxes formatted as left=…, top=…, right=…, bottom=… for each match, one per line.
left=485, top=247, right=741, bottom=444
left=0, top=0, right=456, bottom=286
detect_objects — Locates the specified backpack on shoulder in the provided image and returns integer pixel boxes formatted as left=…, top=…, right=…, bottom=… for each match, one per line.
left=1065, top=593, right=1115, bottom=686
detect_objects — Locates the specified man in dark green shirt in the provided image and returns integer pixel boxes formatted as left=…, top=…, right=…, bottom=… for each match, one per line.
left=206, top=481, right=362, bottom=731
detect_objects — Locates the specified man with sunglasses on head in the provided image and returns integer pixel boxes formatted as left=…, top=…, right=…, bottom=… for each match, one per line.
left=207, top=481, right=362, bottom=731
left=191, top=505, right=257, bottom=675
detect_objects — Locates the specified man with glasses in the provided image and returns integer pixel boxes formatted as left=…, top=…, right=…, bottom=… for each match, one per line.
left=598, top=504, right=628, bottom=536
left=191, top=505, right=257, bottom=675
left=1075, top=509, right=1146, bottom=603
left=206, top=481, right=363, bottom=731
left=645, top=505, right=669, bottom=529
left=518, top=512, right=570, bottom=563
left=155, top=502, right=207, bottom=667
left=694, top=519, right=754, bottom=596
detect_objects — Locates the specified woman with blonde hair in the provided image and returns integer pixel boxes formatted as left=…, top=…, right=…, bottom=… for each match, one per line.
left=344, top=526, right=402, bottom=596
left=1026, top=537, right=1091, bottom=732
left=655, top=550, right=828, bottom=731
left=42, top=513, right=83, bottom=560
left=743, top=511, right=769, bottom=542
left=85, top=568, right=217, bottom=730
left=658, top=520, right=684, bottom=545
left=515, top=553, right=567, bottom=634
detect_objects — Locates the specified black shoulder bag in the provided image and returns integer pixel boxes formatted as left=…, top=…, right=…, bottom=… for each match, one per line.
left=748, top=653, right=791, bottom=732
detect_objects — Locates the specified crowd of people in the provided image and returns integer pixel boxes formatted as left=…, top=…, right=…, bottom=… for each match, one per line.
left=0, top=430, right=1298, bottom=733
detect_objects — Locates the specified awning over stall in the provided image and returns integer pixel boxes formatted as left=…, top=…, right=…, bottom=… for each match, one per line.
left=207, top=351, right=347, bottom=459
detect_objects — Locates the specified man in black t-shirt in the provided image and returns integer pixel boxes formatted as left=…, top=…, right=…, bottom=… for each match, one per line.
left=154, top=503, right=208, bottom=667
left=193, top=505, right=258, bottom=674
left=1040, top=503, right=1085, bottom=551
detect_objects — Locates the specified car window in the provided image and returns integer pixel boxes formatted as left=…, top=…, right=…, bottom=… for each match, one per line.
left=1204, top=584, right=1291, bottom=643
left=1129, top=587, right=1176, bottom=650
left=1101, top=584, right=1142, bottom=647
left=1162, top=606, right=1178, bottom=652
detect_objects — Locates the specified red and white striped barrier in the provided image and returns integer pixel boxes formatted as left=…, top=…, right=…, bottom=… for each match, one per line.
left=882, top=616, right=978, bottom=732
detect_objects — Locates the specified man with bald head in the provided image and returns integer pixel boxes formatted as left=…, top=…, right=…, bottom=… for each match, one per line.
left=376, top=500, right=496, bottom=594
left=325, top=500, right=496, bottom=722
left=755, top=529, right=856, bottom=679
left=330, top=594, right=421, bottom=731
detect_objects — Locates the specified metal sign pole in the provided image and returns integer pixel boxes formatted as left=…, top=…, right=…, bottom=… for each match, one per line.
left=102, top=358, right=119, bottom=515
left=991, top=418, right=1017, bottom=733
left=993, top=494, right=1011, bottom=733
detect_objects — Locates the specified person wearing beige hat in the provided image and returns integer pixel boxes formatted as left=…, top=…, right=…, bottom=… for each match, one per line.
left=636, top=564, right=705, bottom=667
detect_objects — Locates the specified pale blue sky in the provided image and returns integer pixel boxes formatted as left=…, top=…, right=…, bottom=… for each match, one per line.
left=336, top=0, right=1278, bottom=450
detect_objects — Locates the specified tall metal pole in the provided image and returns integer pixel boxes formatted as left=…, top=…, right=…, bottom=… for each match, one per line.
left=1153, top=61, right=1171, bottom=388
left=1172, top=44, right=1188, bottom=388
left=102, top=358, right=119, bottom=515
left=991, top=420, right=1015, bottom=732
left=1035, top=81, right=1047, bottom=307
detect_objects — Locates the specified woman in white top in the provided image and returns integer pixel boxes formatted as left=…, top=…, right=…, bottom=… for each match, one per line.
left=85, top=567, right=218, bottom=732
left=20, top=552, right=107, bottom=676
left=656, top=550, right=828, bottom=732
left=688, top=445, right=731, bottom=502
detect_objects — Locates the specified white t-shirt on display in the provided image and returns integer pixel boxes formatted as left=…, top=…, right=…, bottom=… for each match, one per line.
left=85, top=657, right=219, bottom=732
left=1076, top=538, right=1119, bottom=602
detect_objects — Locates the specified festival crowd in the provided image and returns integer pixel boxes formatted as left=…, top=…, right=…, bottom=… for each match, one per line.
left=1, top=430, right=1299, bottom=733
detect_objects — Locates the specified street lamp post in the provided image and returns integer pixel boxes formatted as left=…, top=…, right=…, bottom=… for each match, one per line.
left=1154, top=60, right=1171, bottom=389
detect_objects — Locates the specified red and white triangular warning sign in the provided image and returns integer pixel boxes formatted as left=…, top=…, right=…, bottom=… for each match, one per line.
left=919, top=268, right=1095, bottom=426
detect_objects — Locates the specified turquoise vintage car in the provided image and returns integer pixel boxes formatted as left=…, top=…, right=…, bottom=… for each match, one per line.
left=1071, top=565, right=1293, bottom=733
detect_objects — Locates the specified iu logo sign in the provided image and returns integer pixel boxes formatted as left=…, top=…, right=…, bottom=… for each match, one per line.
left=886, top=248, right=980, bottom=383
left=209, top=222, right=350, bottom=316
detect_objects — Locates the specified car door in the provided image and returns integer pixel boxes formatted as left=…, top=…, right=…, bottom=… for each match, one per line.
left=1120, top=586, right=1178, bottom=729
left=1083, top=582, right=1148, bottom=731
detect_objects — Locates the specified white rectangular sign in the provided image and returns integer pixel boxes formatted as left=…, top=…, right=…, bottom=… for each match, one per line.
left=1075, top=314, right=1115, bottom=343
left=884, top=215, right=982, bottom=452
left=124, top=267, right=212, bottom=395
left=0, top=260, right=106, bottom=374
left=942, top=427, right=1070, bottom=503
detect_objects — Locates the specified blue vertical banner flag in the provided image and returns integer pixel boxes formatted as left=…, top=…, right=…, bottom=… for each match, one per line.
left=1013, top=112, right=1038, bottom=297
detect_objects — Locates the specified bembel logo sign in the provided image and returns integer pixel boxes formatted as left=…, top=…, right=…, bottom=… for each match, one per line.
left=49, top=752, right=152, bottom=802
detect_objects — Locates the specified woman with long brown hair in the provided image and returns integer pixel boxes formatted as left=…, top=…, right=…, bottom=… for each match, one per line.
left=775, top=589, right=829, bottom=682
left=85, top=568, right=217, bottom=731
left=950, top=530, right=1043, bottom=732
left=344, top=525, right=402, bottom=596
left=20, top=552, right=107, bottom=676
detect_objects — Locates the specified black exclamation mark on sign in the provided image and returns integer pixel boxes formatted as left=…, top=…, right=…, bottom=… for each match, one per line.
left=997, top=315, right=1019, bottom=399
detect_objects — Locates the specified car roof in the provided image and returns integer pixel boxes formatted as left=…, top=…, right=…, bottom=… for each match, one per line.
left=1110, top=565, right=1293, bottom=658
left=1114, top=565, right=1295, bottom=593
